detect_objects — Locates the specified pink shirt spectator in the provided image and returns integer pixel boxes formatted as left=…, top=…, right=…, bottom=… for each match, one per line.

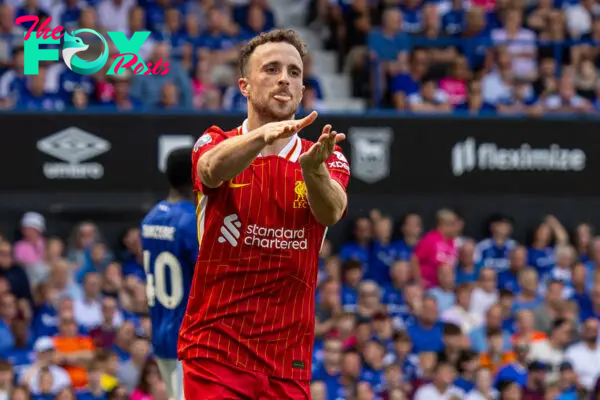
left=471, top=0, right=495, bottom=11
left=13, top=238, right=45, bottom=266
left=130, top=389, right=153, bottom=400
left=414, top=230, right=457, bottom=289
left=439, top=78, right=467, bottom=105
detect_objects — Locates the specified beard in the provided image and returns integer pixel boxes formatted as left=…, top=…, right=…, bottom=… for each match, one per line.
left=250, top=93, right=300, bottom=123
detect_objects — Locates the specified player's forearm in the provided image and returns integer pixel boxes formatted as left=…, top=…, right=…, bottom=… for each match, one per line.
left=199, top=131, right=267, bottom=187
left=302, top=163, right=347, bottom=226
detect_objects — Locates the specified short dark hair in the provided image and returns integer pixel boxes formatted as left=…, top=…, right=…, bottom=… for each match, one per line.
left=239, top=29, right=308, bottom=77
left=443, top=323, right=462, bottom=337
left=165, top=147, right=193, bottom=192
left=486, top=326, right=502, bottom=338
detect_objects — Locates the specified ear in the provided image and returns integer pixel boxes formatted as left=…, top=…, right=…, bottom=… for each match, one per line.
left=239, top=77, right=250, bottom=98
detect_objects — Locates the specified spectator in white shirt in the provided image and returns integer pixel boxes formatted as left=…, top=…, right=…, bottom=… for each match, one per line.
left=414, top=361, right=464, bottom=400
left=407, top=76, right=453, bottom=113
left=97, top=0, right=135, bottom=32
left=528, top=318, right=572, bottom=382
left=542, top=74, right=592, bottom=114
left=470, top=268, right=499, bottom=317
left=491, top=8, right=537, bottom=80
left=19, top=337, right=71, bottom=395
left=565, top=317, right=600, bottom=391
left=465, top=367, right=498, bottom=400
left=482, top=47, right=514, bottom=104
left=73, top=272, right=103, bottom=330
left=442, top=283, right=483, bottom=334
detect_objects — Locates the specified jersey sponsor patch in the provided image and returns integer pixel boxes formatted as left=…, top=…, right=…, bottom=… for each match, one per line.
left=194, top=134, right=212, bottom=151
left=333, top=150, right=348, bottom=163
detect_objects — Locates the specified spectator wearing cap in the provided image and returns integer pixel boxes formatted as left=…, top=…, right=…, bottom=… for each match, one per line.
left=428, top=264, right=456, bottom=314
left=312, top=336, right=343, bottom=399
left=13, top=212, right=46, bottom=270
left=442, top=283, right=483, bottom=334
left=565, top=317, right=600, bottom=392
left=533, top=280, right=565, bottom=335
left=494, top=337, right=531, bottom=387
left=528, top=318, right=572, bottom=381
left=407, top=297, right=444, bottom=353
left=411, top=209, right=459, bottom=290
left=497, top=246, right=528, bottom=293
left=523, top=361, right=549, bottom=399
left=455, top=239, right=481, bottom=285
left=475, top=214, right=516, bottom=271
left=470, top=268, right=499, bottom=317
left=0, top=240, right=32, bottom=305
left=20, top=337, right=71, bottom=396
left=414, top=361, right=464, bottom=400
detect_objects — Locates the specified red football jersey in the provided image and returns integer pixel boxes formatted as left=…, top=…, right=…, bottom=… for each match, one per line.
left=178, top=121, right=350, bottom=380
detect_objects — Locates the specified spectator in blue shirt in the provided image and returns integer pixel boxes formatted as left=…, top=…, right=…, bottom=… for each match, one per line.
left=407, top=297, right=444, bottom=353
left=494, top=339, right=532, bottom=387
left=498, top=246, right=527, bottom=293
left=341, top=260, right=363, bottom=312
left=527, top=216, right=569, bottom=278
left=442, top=0, right=465, bottom=35
left=367, top=8, right=410, bottom=71
left=233, top=0, right=275, bottom=33
left=454, top=79, right=496, bottom=115
left=427, top=264, right=456, bottom=314
left=369, top=216, right=403, bottom=286
left=382, top=261, right=410, bottom=319
left=456, top=239, right=481, bottom=284
left=339, top=217, right=372, bottom=273
left=359, top=340, right=385, bottom=394
left=17, top=69, right=64, bottom=111
left=399, top=0, right=424, bottom=34
left=393, top=213, right=422, bottom=262
left=513, top=268, right=543, bottom=312
left=389, top=48, right=429, bottom=110
left=312, top=337, right=343, bottom=400
left=476, top=214, right=516, bottom=271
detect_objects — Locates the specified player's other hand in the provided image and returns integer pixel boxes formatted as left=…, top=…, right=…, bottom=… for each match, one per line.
left=299, top=124, right=346, bottom=170
left=261, top=111, right=319, bottom=145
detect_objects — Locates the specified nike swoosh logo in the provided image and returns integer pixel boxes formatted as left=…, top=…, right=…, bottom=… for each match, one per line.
left=229, top=180, right=250, bottom=188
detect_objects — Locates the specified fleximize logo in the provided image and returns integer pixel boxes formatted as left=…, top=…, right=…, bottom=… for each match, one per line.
left=451, top=137, right=587, bottom=177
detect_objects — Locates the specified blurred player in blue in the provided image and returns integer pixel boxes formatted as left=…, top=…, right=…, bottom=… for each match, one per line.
left=141, top=147, right=198, bottom=400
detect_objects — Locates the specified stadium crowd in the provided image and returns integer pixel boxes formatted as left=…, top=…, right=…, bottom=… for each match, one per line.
left=0, top=208, right=599, bottom=399
left=0, top=0, right=600, bottom=113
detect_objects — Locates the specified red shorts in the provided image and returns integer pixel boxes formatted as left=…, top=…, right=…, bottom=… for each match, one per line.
left=182, top=358, right=310, bottom=400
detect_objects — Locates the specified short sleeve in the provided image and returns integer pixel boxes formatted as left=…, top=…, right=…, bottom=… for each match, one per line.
left=325, top=145, right=350, bottom=191
left=191, top=126, right=227, bottom=193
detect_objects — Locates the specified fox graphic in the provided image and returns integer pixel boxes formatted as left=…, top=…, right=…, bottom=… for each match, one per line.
left=61, top=30, right=108, bottom=75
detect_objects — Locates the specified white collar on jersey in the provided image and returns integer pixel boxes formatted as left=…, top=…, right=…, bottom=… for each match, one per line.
left=241, top=119, right=302, bottom=162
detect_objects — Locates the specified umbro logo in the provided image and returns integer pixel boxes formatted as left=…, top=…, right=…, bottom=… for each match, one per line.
left=218, top=214, right=242, bottom=246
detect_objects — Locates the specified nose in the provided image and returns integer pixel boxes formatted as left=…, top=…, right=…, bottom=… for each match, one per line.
left=277, top=70, right=291, bottom=86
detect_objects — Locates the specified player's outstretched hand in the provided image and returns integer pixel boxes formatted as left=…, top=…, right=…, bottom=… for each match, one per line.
left=262, top=111, right=319, bottom=145
left=299, top=124, right=346, bottom=170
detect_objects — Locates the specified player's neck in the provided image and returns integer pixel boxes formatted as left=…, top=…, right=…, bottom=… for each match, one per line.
left=166, top=188, right=192, bottom=203
left=247, top=109, right=296, bottom=157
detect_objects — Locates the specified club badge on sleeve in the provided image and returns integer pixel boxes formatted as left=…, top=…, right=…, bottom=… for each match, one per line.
left=194, top=134, right=213, bottom=152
